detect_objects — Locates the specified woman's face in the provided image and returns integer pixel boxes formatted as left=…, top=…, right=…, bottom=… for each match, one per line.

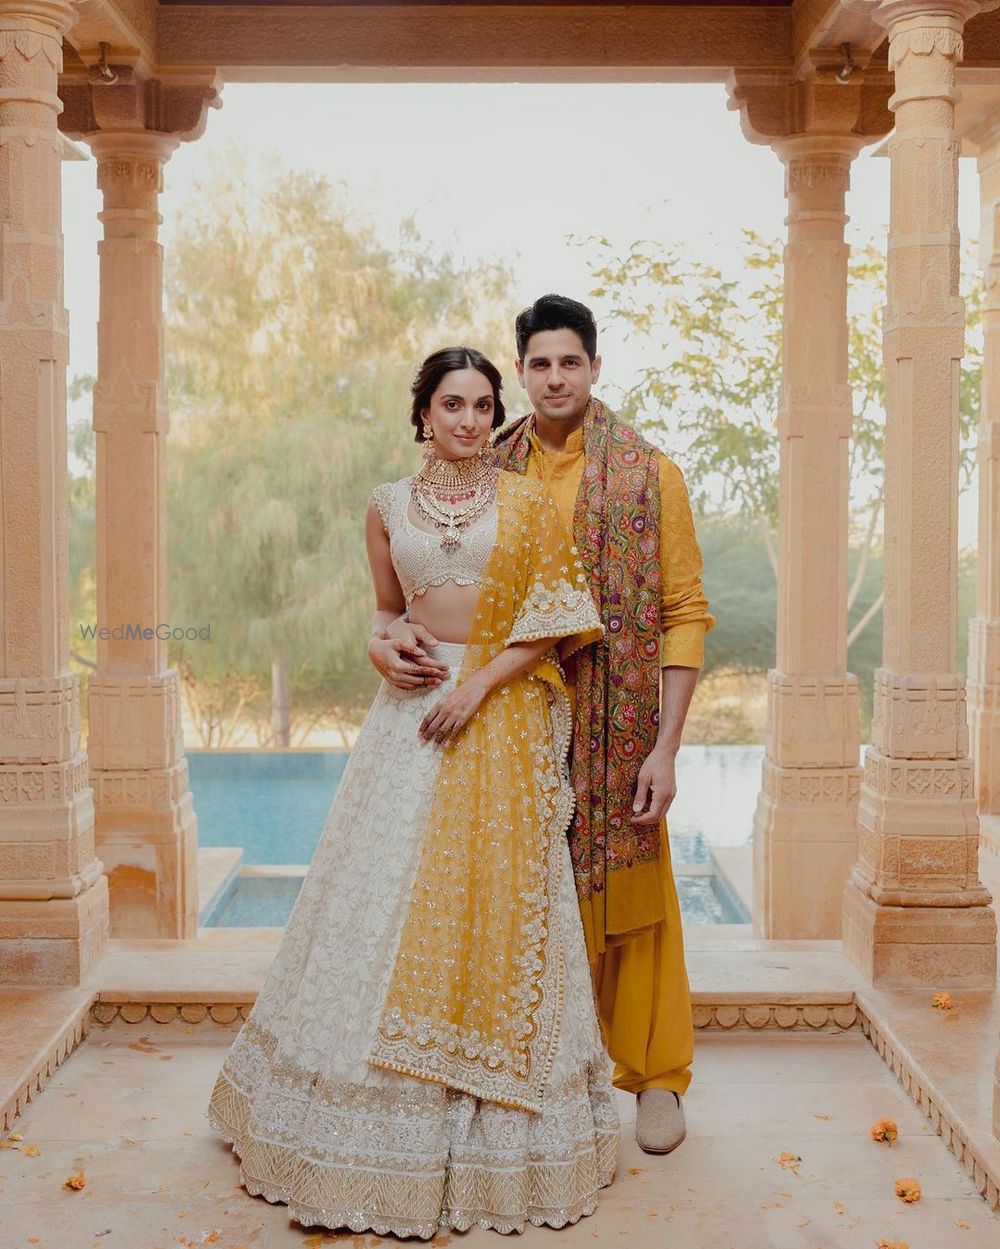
left=422, top=368, right=496, bottom=460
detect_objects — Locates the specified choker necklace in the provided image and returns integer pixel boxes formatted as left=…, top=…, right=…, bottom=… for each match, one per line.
left=412, top=451, right=498, bottom=549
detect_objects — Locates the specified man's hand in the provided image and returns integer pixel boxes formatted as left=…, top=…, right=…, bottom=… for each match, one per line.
left=368, top=635, right=449, bottom=690
left=385, top=617, right=442, bottom=657
left=631, top=747, right=678, bottom=826
left=419, top=676, right=488, bottom=744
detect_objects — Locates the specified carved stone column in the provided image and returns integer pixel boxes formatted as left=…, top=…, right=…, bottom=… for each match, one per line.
left=842, top=0, right=998, bottom=986
left=60, top=73, right=218, bottom=937
left=995, top=1044, right=1000, bottom=1137
left=969, top=116, right=1000, bottom=825
left=728, top=72, right=891, bottom=937
left=0, top=0, right=111, bottom=984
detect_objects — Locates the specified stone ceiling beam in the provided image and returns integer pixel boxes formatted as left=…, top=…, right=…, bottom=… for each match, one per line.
left=63, top=0, right=158, bottom=78
left=154, top=3, right=794, bottom=82
left=792, top=0, right=888, bottom=78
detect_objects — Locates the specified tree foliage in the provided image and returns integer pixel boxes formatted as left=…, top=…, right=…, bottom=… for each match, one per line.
left=584, top=227, right=982, bottom=664
left=162, top=159, right=519, bottom=744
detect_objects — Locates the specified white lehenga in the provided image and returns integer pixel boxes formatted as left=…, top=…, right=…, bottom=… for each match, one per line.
left=207, top=478, right=619, bottom=1239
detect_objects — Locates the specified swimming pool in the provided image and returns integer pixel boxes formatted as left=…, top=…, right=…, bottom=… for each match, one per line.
left=191, top=745, right=761, bottom=927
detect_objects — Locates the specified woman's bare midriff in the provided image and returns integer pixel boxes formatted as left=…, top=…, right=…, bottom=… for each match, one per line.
left=408, top=582, right=481, bottom=644
left=404, top=502, right=493, bottom=644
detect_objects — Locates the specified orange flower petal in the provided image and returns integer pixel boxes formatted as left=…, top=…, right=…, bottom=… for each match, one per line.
left=894, top=1177, right=922, bottom=1204
left=870, top=1118, right=899, bottom=1145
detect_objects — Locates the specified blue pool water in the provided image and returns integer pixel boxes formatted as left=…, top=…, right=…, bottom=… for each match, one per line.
left=189, top=750, right=348, bottom=865
left=190, top=745, right=762, bottom=927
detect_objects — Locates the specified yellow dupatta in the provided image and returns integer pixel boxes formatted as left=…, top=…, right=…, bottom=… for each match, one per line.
left=367, top=471, right=602, bottom=1111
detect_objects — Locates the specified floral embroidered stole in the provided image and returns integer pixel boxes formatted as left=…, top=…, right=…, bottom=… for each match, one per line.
left=494, top=401, right=665, bottom=959
left=368, top=472, right=602, bottom=1111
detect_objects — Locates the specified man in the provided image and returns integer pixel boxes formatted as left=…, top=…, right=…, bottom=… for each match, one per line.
left=369, top=294, right=713, bottom=1154
left=493, top=294, right=714, bottom=1155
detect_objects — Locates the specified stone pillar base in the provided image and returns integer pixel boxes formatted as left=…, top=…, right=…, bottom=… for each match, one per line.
left=753, top=759, right=861, bottom=938
left=0, top=874, right=109, bottom=986
left=92, top=761, right=198, bottom=938
left=843, top=879, right=997, bottom=987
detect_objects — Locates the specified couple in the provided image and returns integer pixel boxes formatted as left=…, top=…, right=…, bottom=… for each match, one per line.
left=207, top=294, right=715, bottom=1238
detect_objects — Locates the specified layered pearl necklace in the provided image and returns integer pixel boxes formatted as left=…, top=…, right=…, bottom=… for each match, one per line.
left=411, top=450, right=499, bottom=549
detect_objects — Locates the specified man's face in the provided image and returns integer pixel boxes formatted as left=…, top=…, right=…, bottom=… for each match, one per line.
left=515, top=328, right=601, bottom=424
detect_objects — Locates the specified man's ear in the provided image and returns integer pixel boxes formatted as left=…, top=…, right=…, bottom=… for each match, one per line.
left=514, top=358, right=526, bottom=388
left=591, top=354, right=603, bottom=385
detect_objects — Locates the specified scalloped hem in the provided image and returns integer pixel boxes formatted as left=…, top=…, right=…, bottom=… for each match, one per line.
left=209, top=1092, right=617, bottom=1241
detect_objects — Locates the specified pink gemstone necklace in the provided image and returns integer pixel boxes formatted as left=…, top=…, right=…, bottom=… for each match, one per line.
left=411, top=451, right=498, bottom=549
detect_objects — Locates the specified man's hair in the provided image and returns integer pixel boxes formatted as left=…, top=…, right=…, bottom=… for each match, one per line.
left=515, top=294, right=598, bottom=363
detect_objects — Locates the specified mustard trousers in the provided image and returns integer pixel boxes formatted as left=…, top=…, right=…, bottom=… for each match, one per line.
left=593, top=833, right=694, bottom=1096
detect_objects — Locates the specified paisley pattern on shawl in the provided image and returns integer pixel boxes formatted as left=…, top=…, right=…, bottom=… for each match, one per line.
left=494, top=400, right=665, bottom=960
left=368, top=471, right=602, bottom=1111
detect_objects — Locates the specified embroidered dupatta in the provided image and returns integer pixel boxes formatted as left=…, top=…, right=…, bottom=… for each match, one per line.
left=494, top=400, right=665, bottom=960
left=367, top=471, right=602, bottom=1111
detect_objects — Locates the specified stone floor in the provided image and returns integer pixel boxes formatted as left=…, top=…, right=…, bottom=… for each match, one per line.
left=1, top=1024, right=998, bottom=1249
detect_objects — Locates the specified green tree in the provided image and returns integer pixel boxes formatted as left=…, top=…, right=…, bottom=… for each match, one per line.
left=585, top=228, right=982, bottom=657
left=162, top=156, right=519, bottom=745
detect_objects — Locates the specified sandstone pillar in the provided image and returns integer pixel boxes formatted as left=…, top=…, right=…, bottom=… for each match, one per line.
left=995, top=1041, right=1000, bottom=1137
left=843, top=0, right=997, bottom=986
left=88, top=130, right=198, bottom=938
left=969, top=116, right=1000, bottom=822
left=728, top=72, right=891, bottom=937
left=754, top=137, right=863, bottom=938
left=0, top=0, right=110, bottom=984
left=59, top=73, right=218, bottom=937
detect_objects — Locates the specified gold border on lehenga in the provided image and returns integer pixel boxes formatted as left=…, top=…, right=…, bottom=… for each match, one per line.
left=207, top=1017, right=619, bottom=1240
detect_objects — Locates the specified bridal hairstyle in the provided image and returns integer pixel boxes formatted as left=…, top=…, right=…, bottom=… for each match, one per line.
left=409, top=346, right=507, bottom=443
left=514, top=293, right=599, bottom=363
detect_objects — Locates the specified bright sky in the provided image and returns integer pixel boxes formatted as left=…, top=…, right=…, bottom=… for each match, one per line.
left=60, top=82, right=983, bottom=544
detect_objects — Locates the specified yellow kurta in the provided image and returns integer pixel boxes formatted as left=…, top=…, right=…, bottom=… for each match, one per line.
left=524, top=423, right=714, bottom=1096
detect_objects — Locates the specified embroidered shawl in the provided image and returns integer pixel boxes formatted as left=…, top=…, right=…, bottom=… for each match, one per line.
left=368, top=471, right=602, bottom=1111
left=493, top=399, right=665, bottom=960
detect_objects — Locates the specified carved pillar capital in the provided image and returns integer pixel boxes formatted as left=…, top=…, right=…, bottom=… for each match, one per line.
left=726, top=71, right=893, bottom=154
left=862, top=0, right=997, bottom=39
left=58, top=69, right=220, bottom=147
left=88, top=130, right=178, bottom=219
left=0, top=0, right=78, bottom=39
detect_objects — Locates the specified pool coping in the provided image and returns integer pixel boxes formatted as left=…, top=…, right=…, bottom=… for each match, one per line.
left=195, top=846, right=755, bottom=928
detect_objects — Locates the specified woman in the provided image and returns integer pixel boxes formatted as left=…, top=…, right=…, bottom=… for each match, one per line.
left=207, top=347, right=619, bottom=1239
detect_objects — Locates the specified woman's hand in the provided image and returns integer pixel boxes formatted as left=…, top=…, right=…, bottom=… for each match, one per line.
left=419, top=675, right=489, bottom=744
left=368, top=635, right=448, bottom=690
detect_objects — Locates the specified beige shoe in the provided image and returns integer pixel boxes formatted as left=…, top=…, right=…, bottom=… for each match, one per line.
left=635, top=1089, right=687, bottom=1155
